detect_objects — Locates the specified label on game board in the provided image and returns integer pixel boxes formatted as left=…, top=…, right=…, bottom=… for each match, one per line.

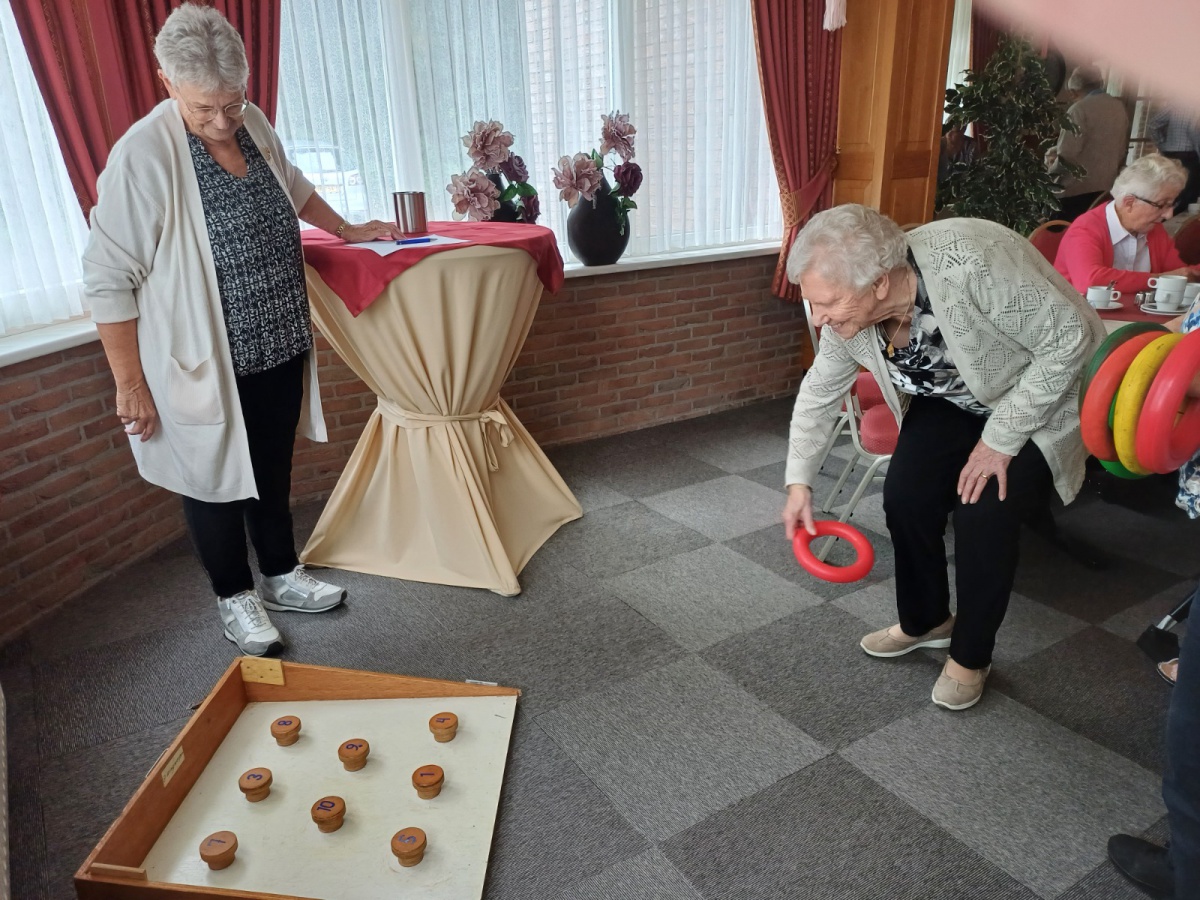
left=161, top=747, right=186, bottom=787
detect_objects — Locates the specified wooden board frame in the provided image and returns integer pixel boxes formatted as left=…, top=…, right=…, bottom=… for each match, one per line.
left=74, top=658, right=520, bottom=900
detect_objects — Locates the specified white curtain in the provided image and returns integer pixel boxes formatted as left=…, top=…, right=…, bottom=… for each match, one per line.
left=0, top=0, right=89, bottom=337
left=945, top=0, right=972, bottom=99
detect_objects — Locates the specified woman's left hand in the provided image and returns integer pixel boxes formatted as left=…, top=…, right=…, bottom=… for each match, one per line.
left=340, top=220, right=402, bottom=242
left=957, top=440, right=1014, bottom=504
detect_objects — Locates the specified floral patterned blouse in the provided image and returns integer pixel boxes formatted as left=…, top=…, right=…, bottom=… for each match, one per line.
left=1177, top=299, right=1200, bottom=518
left=879, top=252, right=992, bottom=417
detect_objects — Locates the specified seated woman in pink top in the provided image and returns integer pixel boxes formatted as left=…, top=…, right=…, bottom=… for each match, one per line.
left=1055, top=153, right=1200, bottom=293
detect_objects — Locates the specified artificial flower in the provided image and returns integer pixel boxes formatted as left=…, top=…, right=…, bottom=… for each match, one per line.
left=448, top=169, right=500, bottom=221
left=499, top=154, right=529, bottom=184
left=552, top=153, right=603, bottom=207
left=613, top=161, right=643, bottom=197
left=600, top=111, right=636, bottom=162
left=463, top=120, right=513, bottom=171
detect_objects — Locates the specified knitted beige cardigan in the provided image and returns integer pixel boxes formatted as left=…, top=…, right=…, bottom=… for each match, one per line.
left=785, top=218, right=1107, bottom=505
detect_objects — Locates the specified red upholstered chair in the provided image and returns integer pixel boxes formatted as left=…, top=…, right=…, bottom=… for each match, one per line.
left=816, top=402, right=899, bottom=560
left=1028, top=219, right=1072, bottom=265
left=1174, top=216, right=1200, bottom=266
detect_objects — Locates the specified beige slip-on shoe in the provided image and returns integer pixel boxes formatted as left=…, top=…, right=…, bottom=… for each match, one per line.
left=860, top=616, right=955, bottom=658
left=931, top=662, right=991, bottom=711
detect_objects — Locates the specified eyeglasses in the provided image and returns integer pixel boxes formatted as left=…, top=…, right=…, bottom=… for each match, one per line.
left=1133, top=194, right=1173, bottom=212
left=178, top=95, right=248, bottom=124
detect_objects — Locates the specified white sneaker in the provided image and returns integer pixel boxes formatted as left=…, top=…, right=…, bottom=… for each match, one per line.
left=218, top=590, right=284, bottom=656
left=260, top=566, right=346, bottom=613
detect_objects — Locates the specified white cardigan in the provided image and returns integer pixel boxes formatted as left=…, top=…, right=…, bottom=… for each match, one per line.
left=786, top=219, right=1107, bottom=505
left=83, top=100, right=327, bottom=503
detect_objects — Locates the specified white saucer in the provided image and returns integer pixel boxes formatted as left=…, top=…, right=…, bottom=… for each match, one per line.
left=1089, top=300, right=1123, bottom=311
left=1140, top=302, right=1182, bottom=316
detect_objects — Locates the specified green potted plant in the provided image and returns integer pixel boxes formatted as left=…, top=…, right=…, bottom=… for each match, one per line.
left=937, top=34, right=1079, bottom=235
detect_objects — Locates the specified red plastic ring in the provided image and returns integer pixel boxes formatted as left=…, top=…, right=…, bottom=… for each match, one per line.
left=1136, top=329, right=1200, bottom=473
left=792, top=521, right=875, bottom=583
left=1080, top=331, right=1163, bottom=461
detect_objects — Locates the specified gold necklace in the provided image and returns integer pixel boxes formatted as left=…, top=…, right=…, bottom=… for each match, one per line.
left=884, top=314, right=910, bottom=359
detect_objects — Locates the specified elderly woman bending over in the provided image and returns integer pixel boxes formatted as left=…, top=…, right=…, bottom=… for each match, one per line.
left=783, top=205, right=1105, bottom=710
left=84, top=4, right=401, bottom=656
left=1056, top=153, right=1200, bottom=293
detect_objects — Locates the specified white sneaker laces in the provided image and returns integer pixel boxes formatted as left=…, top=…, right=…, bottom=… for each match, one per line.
left=289, top=568, right=322, bottom=591
left=230, top=592, right=269, bottom=631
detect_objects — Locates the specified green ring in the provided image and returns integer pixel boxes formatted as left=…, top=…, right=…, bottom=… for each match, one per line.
left=1099, top=458, right=1147, bottom=479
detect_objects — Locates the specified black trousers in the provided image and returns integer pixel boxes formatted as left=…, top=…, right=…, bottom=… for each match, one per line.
left=181, top=353, right=304, bottom=599
left=1057, top=191, right=1104, bottom=222
left=883, top=396, right=1053, bottom=670
left=1162, top=150, right=1200, bottom=215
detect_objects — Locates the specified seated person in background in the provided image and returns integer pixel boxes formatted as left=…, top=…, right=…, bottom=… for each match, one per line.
left=1055, top=153, right=1200, bottom=293
left=936, top=126, right=977, bottom=188
left=1046, top=65, right=1130, bottom=221
left=1149, top=105, right=1200, bottom=214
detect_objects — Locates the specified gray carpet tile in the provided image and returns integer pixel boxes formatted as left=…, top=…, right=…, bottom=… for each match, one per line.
left=9, top=759, right=51, bottom=900
left=558, top=849, right=704, bottom=900
left=534, top=502, right=711, bottom=579
left=486, top=718, right=649, bottom=899
left=39, top=715, right=192, bottom=900
left=537, top=655, right=828, bottom=841
left=605, top=544, right=822, bottom=650
left=0, top=634, right=31, bottom=669
left=724, top=522, right=896, bottom=602
left=702, top=604, right=943, bottom=750
left=1057, top=860, right=1171, bottom=900
left=832, top=576, right=1090, bottom=666
left=990, top=628, right=1172, bottom=772
left=663, top=755, right=1041, bottom=900
left=678, top=430, right=789, bottom=474
left=545, top=452, right=634, bottom=512
left=640, top=475, right=791, bottom=542
left=1101, top=579, right=1194, bottom=644
left=586, top=446, right=728, bottom=499
left=738, top=460, right=787, bottom=493
left=447, top=590, right=686, bottom=717
left=841, top=694, right=1165, bottom=898
left=1011, top=530, right=1182, bottom=624
left=1054, top=500, right=1200, bottom=579
left=33, top=618, right=236, bottom=759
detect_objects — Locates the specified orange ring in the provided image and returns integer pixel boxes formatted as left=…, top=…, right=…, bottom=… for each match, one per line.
left=1136, top=330, right=1200, bottom=472
left=1080, top=331, right=1163, bottom=460
left=792, top=521, right=875, bottom=583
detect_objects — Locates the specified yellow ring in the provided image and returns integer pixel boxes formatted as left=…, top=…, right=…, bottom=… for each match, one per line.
left=1112, top=333, right=1185, bottom=475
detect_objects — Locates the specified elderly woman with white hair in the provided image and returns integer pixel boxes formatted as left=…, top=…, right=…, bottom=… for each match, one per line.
left=1056, top=153, right=1200, bottom=293
left=783, top=205, right=1105, bottom=710
left=84, top=4, right=400, bottom=656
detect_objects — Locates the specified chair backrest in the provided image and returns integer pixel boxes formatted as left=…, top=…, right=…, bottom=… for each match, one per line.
left=802, top=297, right=821, bottom=357
left=898, top=222, right=923, bottom=232
left=1088, top=191, right=1112, bottom=211
left=1175, top=216, right=1200, bottom=266
left=1028, top=219, right=1072, bottom=264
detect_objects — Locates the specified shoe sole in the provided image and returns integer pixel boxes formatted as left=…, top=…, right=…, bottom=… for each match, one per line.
left=261, top=593, right=346, bottom=614
left=223, top=628, right=285, bottom=657
left=931, top=687, right=982, bottom=711
left=861, top=635, right=952, bottom=658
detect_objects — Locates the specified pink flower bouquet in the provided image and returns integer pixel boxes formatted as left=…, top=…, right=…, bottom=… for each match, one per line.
left=446, top=119, right=539, bottom=224
left=552, top=111, right=643, bottom=234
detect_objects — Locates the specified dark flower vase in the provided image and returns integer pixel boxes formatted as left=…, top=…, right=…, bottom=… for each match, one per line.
left=567, top=184, right=630, bottom=266
left=487, top=173, right=521, bottom=223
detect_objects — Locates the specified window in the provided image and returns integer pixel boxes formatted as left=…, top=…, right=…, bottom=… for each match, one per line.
left=277, top=0, right=781, bottom=259
left=0, top=0, right=90, bottom=337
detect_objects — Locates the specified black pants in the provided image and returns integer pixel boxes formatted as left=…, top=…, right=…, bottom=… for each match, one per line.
left=1162, top=150, right=1200, bottom=215
left=883, top=396, right=1053, bottom=669
left=182, top=353, right=304, bottom=599
left=1058, top=191, right=1104, bottom=222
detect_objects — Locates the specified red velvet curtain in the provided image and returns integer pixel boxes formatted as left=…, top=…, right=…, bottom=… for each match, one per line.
left=970, top=8, right=1004, bottom=73
left=10, top=0, right=281, bottom=217
left=751, top=0, right=843, bottom=301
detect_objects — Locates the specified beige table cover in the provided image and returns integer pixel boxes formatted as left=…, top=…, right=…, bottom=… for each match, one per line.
left=300, top=244, right=581, bottom=595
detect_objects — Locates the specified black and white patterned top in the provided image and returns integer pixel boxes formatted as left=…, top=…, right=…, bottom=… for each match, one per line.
left=880, top=252, right=991, bottom=417
left=188, top=127, right=312, bottom=376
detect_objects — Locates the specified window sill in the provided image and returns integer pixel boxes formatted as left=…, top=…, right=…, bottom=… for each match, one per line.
left=0, top=242, right=784, bottom=369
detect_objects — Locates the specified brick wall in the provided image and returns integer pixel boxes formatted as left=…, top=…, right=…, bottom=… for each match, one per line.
left=0, top=252, right=807, bottom=642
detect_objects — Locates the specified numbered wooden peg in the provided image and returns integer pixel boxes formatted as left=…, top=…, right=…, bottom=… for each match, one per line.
left=310, top=796, right=346, bottom=833
left=338, top=738, right=370, bottom=771
left=429, top=712, right=458, bottom=743
left=270, top=716, right=301, bottom=746
left=199, top=831, right=238, bottom=870
left=238, top=767, right=273, bottom=802
left=391, top=827, right=427, bottom=867
left=412, top=764, right=445, bottom=800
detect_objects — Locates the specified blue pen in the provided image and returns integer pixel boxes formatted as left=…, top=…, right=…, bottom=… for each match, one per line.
left=397, top=236, right=433, bottom=245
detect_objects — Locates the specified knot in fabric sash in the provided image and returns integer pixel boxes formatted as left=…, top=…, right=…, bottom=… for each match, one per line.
left=376, top=398, right=514, bottom=471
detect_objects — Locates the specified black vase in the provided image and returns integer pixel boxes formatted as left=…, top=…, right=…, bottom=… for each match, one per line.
left=486, top=173, right=521, bottom=223
left=567, top=183, right=630, bottom=266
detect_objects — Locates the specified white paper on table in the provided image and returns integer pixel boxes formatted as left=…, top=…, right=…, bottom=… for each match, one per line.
left=350, top=234, right=469, bottom=256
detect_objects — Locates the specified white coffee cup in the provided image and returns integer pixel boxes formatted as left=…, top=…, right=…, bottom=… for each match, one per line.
left=1085, top=286, right=1121, bottom=307
left=1148, top=274, right=1188, bottom=292
left=1154, top=289, right=1185, bottom=311
left=1185, top=283, right=1200, bottom=302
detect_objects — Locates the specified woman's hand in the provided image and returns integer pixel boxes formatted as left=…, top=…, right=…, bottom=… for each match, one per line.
left=957, top=439, right=1013, bottom=504
left=116, top=380, right=159, bottom=442
left=782, top=484, right=817, bottom=540
left=340, top=220, right=403, bottom=242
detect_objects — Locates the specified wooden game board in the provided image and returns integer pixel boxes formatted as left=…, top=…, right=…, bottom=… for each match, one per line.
left=75, top=658, right=520, bottom=899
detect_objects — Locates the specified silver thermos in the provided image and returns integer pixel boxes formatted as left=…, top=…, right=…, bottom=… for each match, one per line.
left=393, top=191, right=428, bottom=235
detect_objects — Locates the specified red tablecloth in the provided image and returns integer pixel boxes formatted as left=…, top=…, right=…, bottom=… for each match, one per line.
left=301, top=221, right=565, bottom=315
left=1095, top=293, right=1185, bottom=325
